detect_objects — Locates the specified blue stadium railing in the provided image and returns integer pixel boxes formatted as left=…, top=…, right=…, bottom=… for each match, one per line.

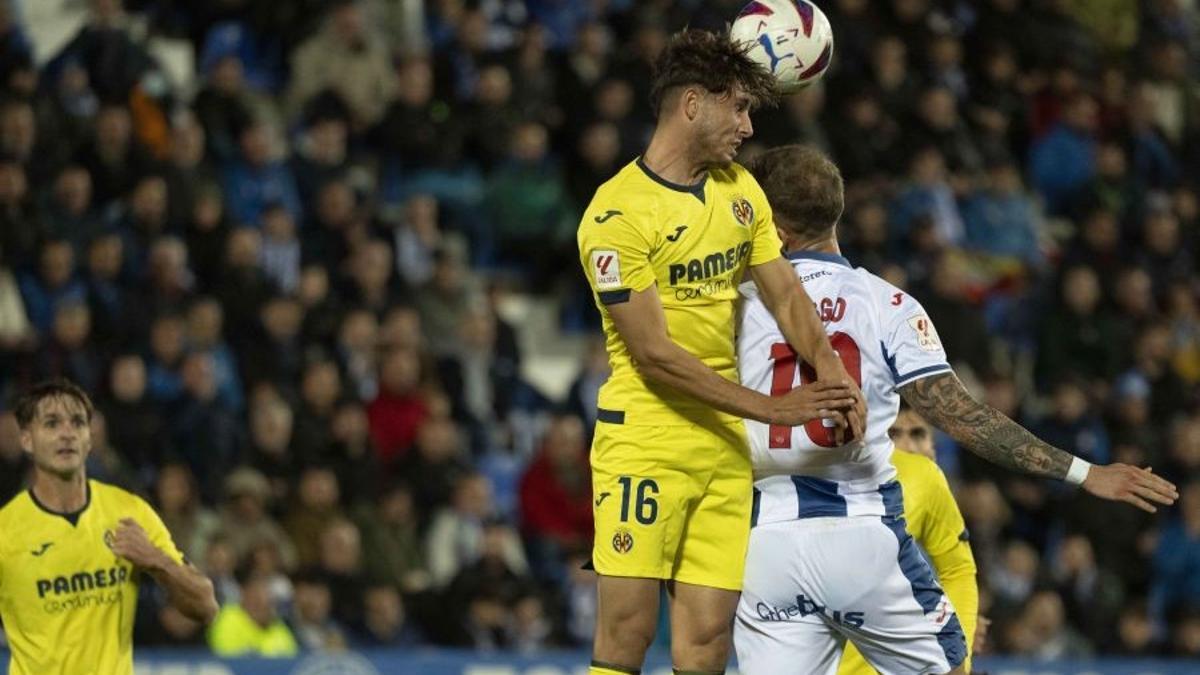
left=4, top=649, right=1196, bottom=675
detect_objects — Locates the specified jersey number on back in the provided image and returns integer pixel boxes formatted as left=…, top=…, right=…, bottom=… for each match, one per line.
left=768, top=332, right=863, bottom=448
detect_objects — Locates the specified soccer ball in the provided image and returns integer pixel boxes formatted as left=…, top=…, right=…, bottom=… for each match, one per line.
left=730, top=0, right=834, bottom=94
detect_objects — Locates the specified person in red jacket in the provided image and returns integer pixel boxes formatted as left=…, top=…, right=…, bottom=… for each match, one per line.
left=519, top=414, right=593, bottom=582
left=366, top=347, right=429, bottom=466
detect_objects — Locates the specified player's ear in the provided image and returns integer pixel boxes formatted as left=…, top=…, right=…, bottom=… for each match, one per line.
left=19, top=428, right=32, bottom=455
left=683, top=86, right=702, bottom=122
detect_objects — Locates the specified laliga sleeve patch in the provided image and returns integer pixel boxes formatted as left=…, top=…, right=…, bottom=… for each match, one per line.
left=591, top=249, right=622, bottom=290
left=907, top=314, right=942, bottom=351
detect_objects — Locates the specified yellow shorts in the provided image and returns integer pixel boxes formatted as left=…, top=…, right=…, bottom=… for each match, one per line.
left=590, top=419, right=752, bottom=591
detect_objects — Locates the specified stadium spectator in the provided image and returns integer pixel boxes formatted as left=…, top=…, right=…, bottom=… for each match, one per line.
left=245, top=389, right=297, bottom=501
left=75, top=104, right=156, bottom=208
left=345, top=238, right=406, bottom=316
left=1004, top=590, right=1093, bottom=659
left=427, top=472, right=527, bottom=589
left=356, top=582, right=422, bottom=646
left=416, top=245, right=484, bottom=358
left=288, top=569, right=348, bottom=651
left=155, top=462, right=220, bottom=565
left=259, top=204, right=301, bottom=294
left=519, top=414, right=593, bottom=582
left=241, top=295, right=306, bottom=392
left=221, top=120, right=301, bottom=226
left=1028, top=93, right=1099, bottom=216
left=170, top=352, right=243, bottom=500
left=395, top=408, right=467, bottom=511
left=368, top=346, right=428, bottom=466
left=286, top=0, right=398, bottom=132
left=290, top=107, right=356, bottom=214
left=83, top=233, right=136, bottom=349
left=356, top=482, right=431, bottom=594
left=444, top=519, right=536, bottom=649
left=890, top=147, right=965, bottom=248
left=1050, top=534, right=1126, bottom=647
left=18, top=238, right=88, bottom=335
left=208, top=567, right=299, bottom=657
left=485, top=121, right=576, bottom=281
left=286, top=467, right=347, bottom=568
left=291, top=357, right=343, bottom=462
left=315, top=517, right=369, bottom=627
left=44, top=164, right=101, bottom=251
left=1036, top=266, right=1122, bottom=389
left=1151, top=482, right=1200, bottom=622
left=35, top=300, right=102, bottom=394
left=961, top=160, right=1045, bottom=267
left=163, top=112, right=216, bottom=226
left=185, top=296, right=243, bottom=412
left=217, top=467, right=297, bottom=570
left=0, top=411, right=24, bottom=503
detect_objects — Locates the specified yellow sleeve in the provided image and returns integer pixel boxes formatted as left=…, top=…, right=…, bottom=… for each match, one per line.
left=745, top=175, right=784, bottom=267
left=137, top=497, right=186, bottom=566
left=577, top=210, right=657, bottom=302
left=917, top=462, right=979, bottom=671
left=931, top=542, right=979, bottom=671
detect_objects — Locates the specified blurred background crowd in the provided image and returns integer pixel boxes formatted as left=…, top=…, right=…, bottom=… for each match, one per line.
left=0, top=0, right=1197, bottom=661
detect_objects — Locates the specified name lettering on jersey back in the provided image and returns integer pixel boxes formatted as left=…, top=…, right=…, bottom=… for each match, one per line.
left=816, top=297, right=846, bottom=322
left=668, top=242, right=752, bottom=286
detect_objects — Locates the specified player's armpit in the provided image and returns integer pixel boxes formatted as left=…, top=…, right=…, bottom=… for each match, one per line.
left=898, top=372, right=1073, bottom=480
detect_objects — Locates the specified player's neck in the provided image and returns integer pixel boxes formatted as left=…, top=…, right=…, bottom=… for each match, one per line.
left=642, top=130, right=708, bottom=185
left=31, top=470, right=89, bottom=514
left=784, top=233, right=841, bottom=256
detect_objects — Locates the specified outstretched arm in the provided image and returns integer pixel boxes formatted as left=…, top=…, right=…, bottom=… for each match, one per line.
left=899, top=372, right=1178, bottom=512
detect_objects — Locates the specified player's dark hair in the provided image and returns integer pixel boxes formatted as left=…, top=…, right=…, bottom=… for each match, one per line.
left=746, top=144, right=844, bottom=242
left=13, top=378, right=95, bottom=430
left=649, top=28, right=779, bottom=117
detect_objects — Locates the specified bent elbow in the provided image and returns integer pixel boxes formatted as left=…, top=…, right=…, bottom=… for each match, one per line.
left=629, top=344, right=672, bottom=379
left=194, top=581, right=220, bottom=624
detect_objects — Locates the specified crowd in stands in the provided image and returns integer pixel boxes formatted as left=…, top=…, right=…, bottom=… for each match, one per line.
left=0, top=0, right=1197, bottom=660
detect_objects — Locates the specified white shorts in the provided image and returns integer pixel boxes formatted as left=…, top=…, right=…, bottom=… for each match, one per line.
left=734, top=515, right=967, bottom=675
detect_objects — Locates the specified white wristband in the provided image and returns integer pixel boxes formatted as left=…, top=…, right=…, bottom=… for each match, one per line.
left=1065, top=456, right=1092, bottom=486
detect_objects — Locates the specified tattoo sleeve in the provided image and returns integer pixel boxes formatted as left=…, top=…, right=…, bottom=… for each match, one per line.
left=898, top=372, right=1072, bottom=480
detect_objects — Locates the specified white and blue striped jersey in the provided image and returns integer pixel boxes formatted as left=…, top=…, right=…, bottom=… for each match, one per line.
left=737, top=251, right=952, bottom=526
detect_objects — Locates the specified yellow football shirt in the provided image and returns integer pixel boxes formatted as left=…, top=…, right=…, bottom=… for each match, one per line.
left=577, top=157, right=783, bottom=427
left=0, top=480, right=184, bottom=675
left=839, top=450, right=979, bottom=674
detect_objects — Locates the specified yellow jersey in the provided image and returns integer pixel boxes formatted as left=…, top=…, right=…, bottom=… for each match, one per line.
left=839, top=450, right=979, bottom=674
left=577, top=157, right=783, bottom=427
left=0, top=480, right=184, bottom=675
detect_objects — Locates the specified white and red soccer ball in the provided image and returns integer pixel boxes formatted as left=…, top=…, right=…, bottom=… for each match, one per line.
left=731, top=0, right=834, bottom=94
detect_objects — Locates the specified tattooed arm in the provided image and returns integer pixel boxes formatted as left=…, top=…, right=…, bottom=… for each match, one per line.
left=899, top=372, right=1071, bottom=478
left=899, top=371, right=1179, bottom=512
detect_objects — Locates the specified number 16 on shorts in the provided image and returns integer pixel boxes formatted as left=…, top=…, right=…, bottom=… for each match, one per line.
left=594, top=475, right=660, bottom=564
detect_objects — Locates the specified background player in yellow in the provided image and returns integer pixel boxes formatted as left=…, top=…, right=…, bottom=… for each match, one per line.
left=0, top=379, right=218, bottom=675
left=577, top=29, right=866, bottom=675
left=839, top=404, right=980, bottom=674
